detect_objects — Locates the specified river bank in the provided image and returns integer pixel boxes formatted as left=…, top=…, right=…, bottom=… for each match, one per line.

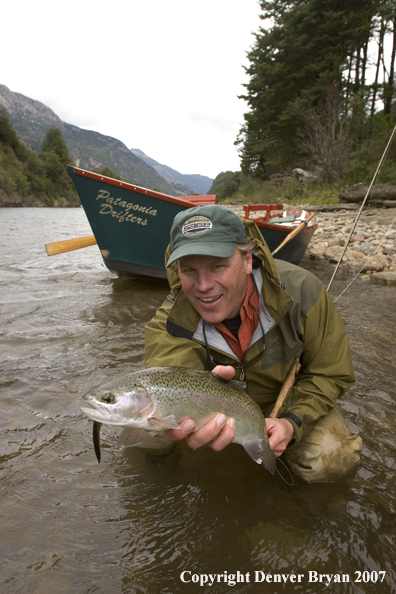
left=230, top=202, right=396, bottom=284
left=306, top=206, right=396, bottom=281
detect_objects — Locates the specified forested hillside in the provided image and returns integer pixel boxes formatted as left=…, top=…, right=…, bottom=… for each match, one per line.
left=0, top=84, right=191, bottom=196
left=235, top=0, right=396, bottom=184
left=0, top=109, right=79, bottom=206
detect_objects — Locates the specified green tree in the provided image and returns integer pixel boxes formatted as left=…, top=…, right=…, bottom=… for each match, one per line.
left=236, top=0, right=391, bottom=177
left=40, top=127, right=76, bottom=202
left=208, top=171, right=236, bottom=195
left=0, top=108, right=28, bottom=161
left=92, top=166, right=126, bottom=180
left=41, top=127, right=73, bottom=165
left=0, top=115, right=80, bottom=205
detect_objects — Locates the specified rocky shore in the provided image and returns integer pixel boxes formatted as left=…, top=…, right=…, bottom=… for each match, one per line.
left=306, top=206, right=396, bottom=285
left=230, top=203, right=396, bottom=286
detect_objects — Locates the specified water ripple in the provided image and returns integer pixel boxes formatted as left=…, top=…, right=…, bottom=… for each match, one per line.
left=0, top=209, right=395, bottom=594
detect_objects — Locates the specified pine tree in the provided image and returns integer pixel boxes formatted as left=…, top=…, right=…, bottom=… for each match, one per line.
left=0, top=114, right=80, bottom=205
left=41, top=127, right=73, bottom=165
left=236, top=0, right=391, bottom=177
left=40, top=127, right=76, bottom=202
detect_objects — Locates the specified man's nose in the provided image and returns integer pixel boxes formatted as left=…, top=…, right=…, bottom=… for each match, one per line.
left=196, top=271, right=214, bottom=292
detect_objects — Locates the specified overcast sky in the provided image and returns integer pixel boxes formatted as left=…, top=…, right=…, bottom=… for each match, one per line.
left=2, top=0, right=262, bottom=179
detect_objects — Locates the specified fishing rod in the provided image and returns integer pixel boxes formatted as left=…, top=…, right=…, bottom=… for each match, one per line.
left=327, top=122, right=396, bottom=292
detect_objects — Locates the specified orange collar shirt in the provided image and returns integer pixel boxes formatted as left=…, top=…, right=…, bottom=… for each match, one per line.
left=213, top=275, right=259, bottom=362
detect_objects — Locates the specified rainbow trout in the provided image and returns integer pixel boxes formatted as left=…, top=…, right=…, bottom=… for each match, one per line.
left=81, top=367, right=276, bottom=474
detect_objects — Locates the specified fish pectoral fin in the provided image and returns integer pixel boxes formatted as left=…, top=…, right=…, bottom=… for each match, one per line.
left=117, top=427, right=145, bottom=448
left=147, top=415, right=180, bottom=431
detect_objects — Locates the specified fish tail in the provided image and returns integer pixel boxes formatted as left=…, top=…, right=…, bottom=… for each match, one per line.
left=242, top=440, right=264, bottom=465
left=242, top=439, right=277, bottom=475
left=262, top=454, right=277, bottom=476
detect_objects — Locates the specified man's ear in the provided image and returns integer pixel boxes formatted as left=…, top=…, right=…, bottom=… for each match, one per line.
left=245, top=250, right=253, bottom=275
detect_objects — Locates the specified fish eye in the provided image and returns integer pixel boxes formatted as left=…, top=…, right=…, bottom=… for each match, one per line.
left=101, top=392, right=115, bottom=404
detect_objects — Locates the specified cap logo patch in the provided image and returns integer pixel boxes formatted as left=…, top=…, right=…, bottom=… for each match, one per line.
left=182, top=216, right=212, bottom=236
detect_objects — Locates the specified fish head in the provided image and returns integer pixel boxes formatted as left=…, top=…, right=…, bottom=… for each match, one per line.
left=81, top=383, right=155, bottom=426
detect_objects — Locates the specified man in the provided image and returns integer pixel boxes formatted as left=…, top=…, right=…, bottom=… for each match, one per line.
left=145, top=205, right=362, bottom=481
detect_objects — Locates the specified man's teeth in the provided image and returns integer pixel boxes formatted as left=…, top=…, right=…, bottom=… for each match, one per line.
left=200, top=296, right=220, bottom=302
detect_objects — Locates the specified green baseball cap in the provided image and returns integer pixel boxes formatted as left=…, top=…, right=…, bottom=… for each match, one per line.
left=167, top=204, right=247, bottom=267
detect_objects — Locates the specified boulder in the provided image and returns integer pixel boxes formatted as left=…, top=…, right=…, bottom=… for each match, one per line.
left=370, top=271, right=396, bottom=285
left=293, top=168, right=318, bottom=184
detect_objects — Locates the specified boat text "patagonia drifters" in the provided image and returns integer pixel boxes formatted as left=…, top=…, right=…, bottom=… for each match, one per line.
left=96, top=190, right=158, bottom=225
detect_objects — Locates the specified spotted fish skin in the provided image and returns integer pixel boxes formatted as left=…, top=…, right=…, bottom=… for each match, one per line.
left=81, top=367, right=276, bottom=474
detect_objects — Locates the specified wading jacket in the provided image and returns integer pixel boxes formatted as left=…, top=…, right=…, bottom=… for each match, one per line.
left=145, top=220, right=355, bottom=444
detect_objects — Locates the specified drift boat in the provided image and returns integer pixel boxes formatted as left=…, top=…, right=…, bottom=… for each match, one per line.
left=243, top=204, right=318, bottom=265
left=47, top=169, right=317, bottom=277
left=66, top=166, right=218, bottom=279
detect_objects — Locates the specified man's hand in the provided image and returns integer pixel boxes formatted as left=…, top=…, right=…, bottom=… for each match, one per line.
left=266, top=417, right=294, bottom=457
left=162, top=365, right=236, bottom=451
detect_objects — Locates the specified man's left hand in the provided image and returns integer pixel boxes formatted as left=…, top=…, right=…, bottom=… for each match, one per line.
left=266, top=417, right=294, bottom=457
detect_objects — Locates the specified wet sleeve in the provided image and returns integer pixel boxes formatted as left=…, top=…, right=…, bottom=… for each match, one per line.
left=281, top=287, right=355, bottom=443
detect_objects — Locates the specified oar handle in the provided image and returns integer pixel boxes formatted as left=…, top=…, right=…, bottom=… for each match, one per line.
left=269, top=361, right=301, bottom=418
left=45, top=235, right=97, bottom=256
left=271, top=213, right=316, bottom=256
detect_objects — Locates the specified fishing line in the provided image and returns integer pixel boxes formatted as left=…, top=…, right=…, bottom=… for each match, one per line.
left=333, top=215, right=396, bottom=303
left=276, top=458, right=294, bottom=486
left=327, top=122, right=396, bottom=293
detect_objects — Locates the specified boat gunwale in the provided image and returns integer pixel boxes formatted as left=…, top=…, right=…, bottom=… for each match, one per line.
left=245, top=209, right=318, bottom=234
left=69, top=166, right=217, bottom=207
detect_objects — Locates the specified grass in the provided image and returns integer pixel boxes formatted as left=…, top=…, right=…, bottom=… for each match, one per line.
left=221, top=178, right=341, bottom=207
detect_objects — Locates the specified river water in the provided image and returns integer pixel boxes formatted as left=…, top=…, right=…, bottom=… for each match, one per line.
left=0, top=208, right=395, bottom=594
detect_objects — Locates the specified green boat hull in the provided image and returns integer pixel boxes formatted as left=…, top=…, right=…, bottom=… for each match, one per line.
left=68, top=167, right=214, bottom=279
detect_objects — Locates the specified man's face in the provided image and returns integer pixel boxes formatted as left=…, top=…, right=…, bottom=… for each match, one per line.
left=178, top=249, right=253, bottom=324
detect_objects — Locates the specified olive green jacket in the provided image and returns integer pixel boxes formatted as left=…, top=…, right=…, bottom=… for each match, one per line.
left=145, top=220, right=355, bottom=443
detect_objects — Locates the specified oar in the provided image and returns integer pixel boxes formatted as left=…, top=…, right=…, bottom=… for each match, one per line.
left=45, top=235, right=97, bottom=256
left=269, top=360, right=301, bottom=418
left=271, top=213, right=316, bottom=256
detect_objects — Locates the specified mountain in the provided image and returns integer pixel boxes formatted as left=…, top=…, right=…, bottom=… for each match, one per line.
left=0, top=84, right=203, bottom=196
left=131, top=148, right=213, bottom=195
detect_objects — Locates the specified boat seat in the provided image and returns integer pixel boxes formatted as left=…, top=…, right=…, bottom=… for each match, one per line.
left=269, top=215, right=296, bottom=224
left=243, top=204, right=283, bottom=223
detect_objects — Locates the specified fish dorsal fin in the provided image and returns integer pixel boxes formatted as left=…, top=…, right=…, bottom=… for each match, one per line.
left=210, top=372, right=247, bottom=392
left=117, top=427, right=145, bottom=448
left=227, top=379, right=247, bottom=391
left=148, top=415, right=180, bottom=430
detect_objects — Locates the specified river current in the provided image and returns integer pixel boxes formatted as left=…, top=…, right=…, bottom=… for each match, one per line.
left=0, top=208, right=395, bottom=594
